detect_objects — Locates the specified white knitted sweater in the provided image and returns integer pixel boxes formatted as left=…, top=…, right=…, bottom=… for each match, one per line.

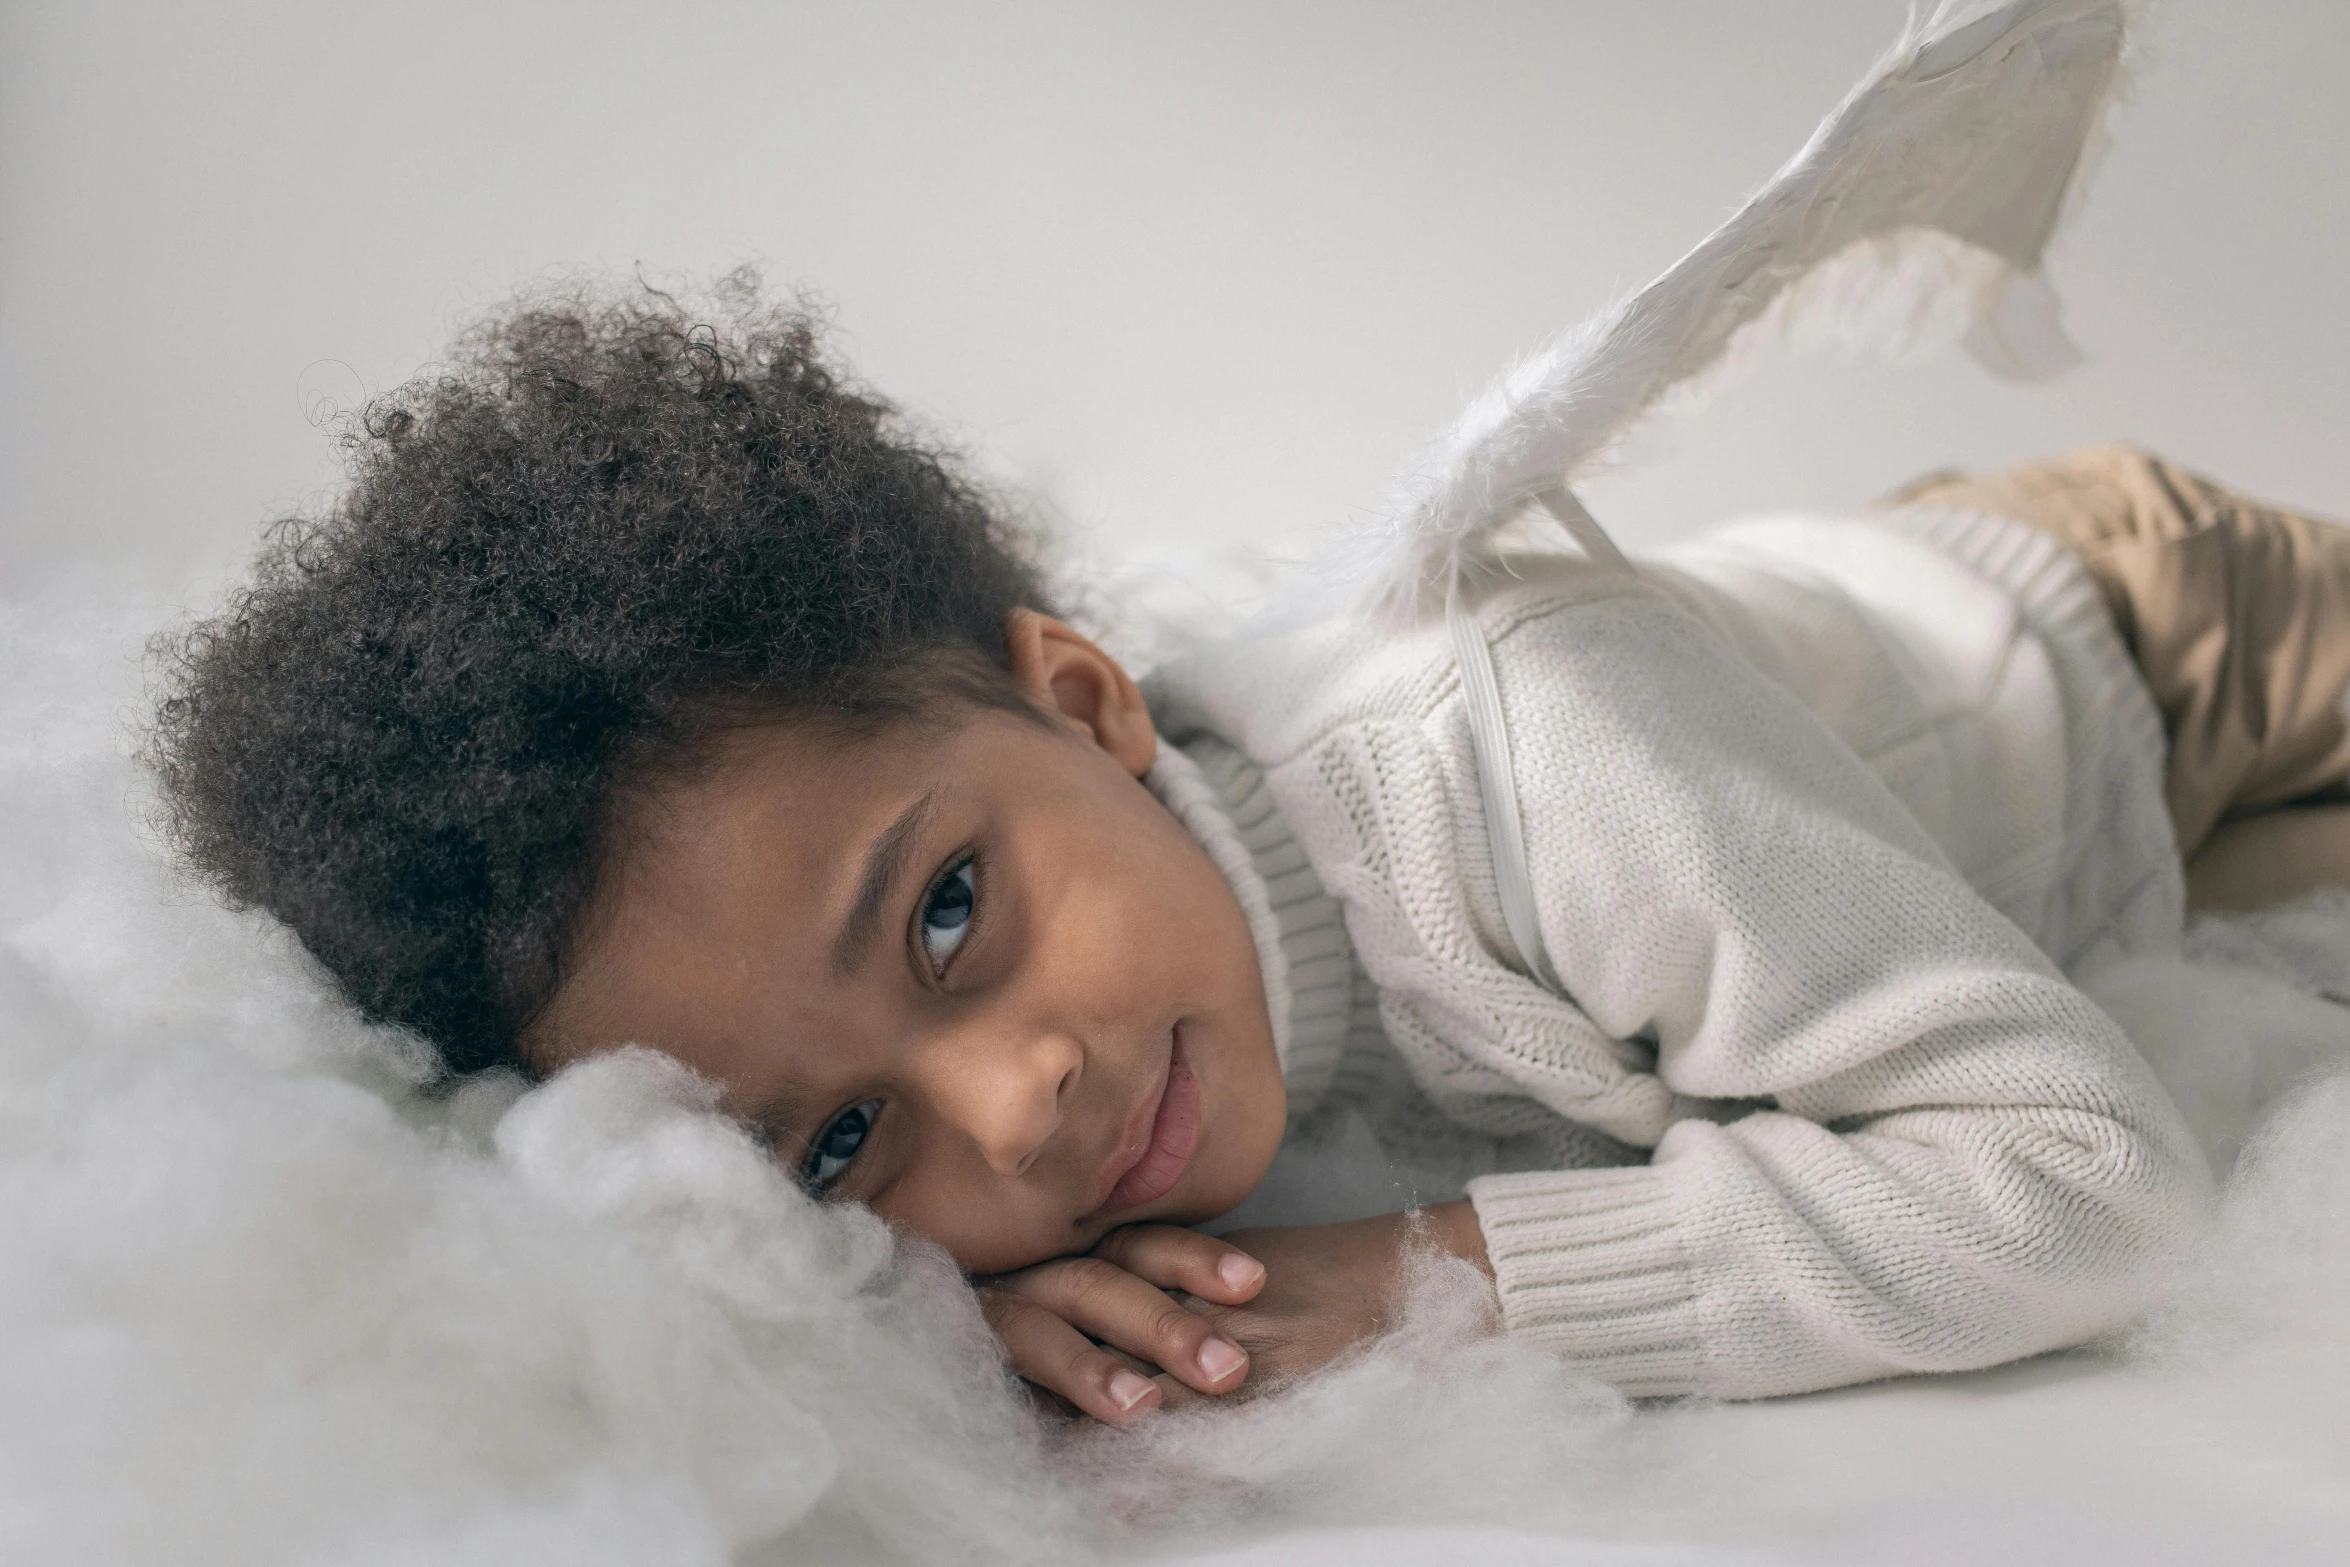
left=1142, top=505, right=2208, bottom=1401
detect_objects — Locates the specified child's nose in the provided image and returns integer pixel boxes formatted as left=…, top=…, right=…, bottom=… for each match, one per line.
left=927, top=1027, right=1083, bottom=1178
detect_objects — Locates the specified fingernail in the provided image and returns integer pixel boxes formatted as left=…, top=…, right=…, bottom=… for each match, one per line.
left=1218, top=1254, right=1265, bottom=1292
left=1108, top=1369, right=1157, bottom=1413
left=1197, top=1337, right=1247, bottom=1383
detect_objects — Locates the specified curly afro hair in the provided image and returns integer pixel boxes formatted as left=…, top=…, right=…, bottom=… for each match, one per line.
left=152, top=274, right=1053, bottom=1075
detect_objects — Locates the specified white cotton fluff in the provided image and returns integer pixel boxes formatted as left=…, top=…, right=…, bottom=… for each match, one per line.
left=2114, top=905, right=2350, bottom=1394
left=7, top=582, right=2350, bottom=1565
left=2132, top=1064, right=2350, bottom=1374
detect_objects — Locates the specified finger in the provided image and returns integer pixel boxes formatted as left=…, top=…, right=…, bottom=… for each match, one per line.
left=1090, top=1223, right=1267, bottom=1305
left=980, top=1288, right=1162, bottom=1425
left=996, top=1256, right=1251, bottom=1395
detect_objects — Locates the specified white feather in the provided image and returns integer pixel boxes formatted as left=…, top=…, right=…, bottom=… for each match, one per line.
left=1346, top=0, right=2135, bottom=618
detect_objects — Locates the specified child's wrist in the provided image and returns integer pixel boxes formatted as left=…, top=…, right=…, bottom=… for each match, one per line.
left=1416, top=1199, right=1494, bottom=1281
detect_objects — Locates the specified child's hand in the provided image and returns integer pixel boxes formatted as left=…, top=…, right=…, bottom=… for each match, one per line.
left=976, top=1224, right=1267, bottom=1425
left=979, top=1204, right=1495, bottom=1425
left=1155, top=1202, right=1495, bottom=1405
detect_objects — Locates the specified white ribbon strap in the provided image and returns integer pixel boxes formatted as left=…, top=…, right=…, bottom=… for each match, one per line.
left=1447, top=572, right=1561, bottom=992
left=1534, top=482, right=1631, bottom=574
left=1445, top=483, right=1631, bottom=991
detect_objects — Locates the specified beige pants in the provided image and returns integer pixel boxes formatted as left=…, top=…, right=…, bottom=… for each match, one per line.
left=1890, top=446, right=2350, bottom=911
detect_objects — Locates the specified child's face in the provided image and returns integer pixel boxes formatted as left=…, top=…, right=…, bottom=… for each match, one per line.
left=527, top=614, right=1287, bottom=1276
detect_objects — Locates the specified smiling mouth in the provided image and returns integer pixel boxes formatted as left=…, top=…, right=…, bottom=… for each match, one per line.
left=1092, top=1029, right=1202, bottom=1217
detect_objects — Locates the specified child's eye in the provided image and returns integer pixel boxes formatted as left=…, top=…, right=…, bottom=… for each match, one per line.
left=804, top=1097, right=882, bottom=1194
left=918, top=856, right=977, bottom=973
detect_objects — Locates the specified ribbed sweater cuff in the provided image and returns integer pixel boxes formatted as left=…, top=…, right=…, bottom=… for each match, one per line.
left=1466, top=1165, right=1705, bottom=1397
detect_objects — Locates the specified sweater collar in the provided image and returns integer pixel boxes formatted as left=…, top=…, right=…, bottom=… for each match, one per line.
left=1144, top=732, right=1354, bottom=1107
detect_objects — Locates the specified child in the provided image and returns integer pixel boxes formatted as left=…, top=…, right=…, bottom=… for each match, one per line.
left=149, top=0, right=2349, bottom=1429
left=152, top=280, right=2350, bottom=1425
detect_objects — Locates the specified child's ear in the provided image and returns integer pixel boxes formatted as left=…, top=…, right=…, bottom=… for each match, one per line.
left=1002, top=608, right=1157, bottom=778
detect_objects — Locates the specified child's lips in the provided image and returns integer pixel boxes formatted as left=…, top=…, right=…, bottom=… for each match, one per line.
left=1091, top=1030, right=1201, bottom=1217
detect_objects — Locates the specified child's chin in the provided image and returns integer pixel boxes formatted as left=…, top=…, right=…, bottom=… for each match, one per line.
left=1166, top=1150, right=1281, bottom=1227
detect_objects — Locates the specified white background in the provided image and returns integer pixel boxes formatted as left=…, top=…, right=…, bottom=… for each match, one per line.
left=3, top=0, right=2345, bottom=602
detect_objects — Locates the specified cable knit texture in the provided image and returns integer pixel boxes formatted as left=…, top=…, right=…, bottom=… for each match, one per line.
left=1143, top=509, right=2209, bottom=1400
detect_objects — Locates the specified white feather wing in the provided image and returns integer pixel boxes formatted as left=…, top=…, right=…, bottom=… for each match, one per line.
left=1353, top=0, right=2131, bottom=616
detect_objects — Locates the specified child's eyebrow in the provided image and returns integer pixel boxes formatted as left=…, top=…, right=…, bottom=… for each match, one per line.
left=831, top=789, right=936, bottom=977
